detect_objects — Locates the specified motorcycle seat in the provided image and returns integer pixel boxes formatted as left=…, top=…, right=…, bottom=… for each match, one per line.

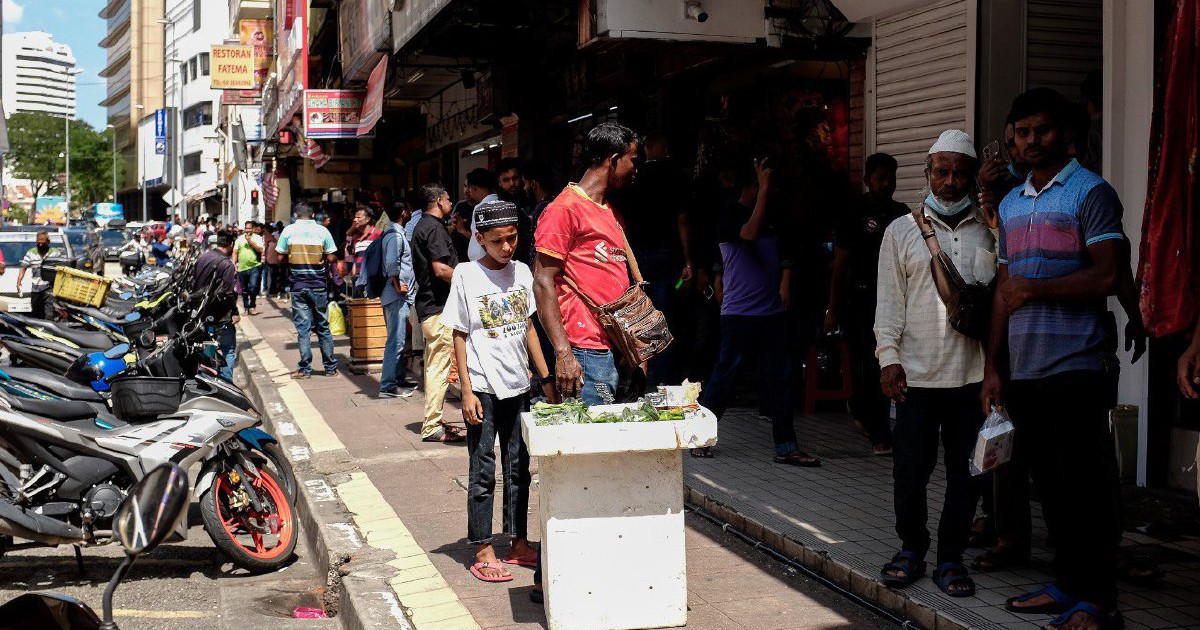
left=1, top=367, right=105, bottom=402
left=5, top=395, right=97, bottom=422
left=19, top=319, right=113, bottom=350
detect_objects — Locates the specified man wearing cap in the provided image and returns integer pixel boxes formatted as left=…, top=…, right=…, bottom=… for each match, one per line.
left=875, top=130, right=995, bottom=597
left=275, top=202, right=340, bottom=378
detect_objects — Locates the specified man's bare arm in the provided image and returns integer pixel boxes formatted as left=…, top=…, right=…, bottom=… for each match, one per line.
left=999, top=240, right=1121, bottom=310
left=432, top=260, right=454, bottom=283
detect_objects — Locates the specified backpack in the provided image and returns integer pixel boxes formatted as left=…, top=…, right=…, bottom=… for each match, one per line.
left=360, top=229, right=396, bottom=298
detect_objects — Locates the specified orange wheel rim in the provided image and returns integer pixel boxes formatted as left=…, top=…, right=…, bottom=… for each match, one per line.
left=216, top=470, right=294, bottom=560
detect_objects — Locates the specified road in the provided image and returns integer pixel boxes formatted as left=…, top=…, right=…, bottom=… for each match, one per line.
left=0, top=502, right=336, bottom=630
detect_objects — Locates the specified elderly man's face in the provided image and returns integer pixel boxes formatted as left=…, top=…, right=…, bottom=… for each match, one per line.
left=927, top=152, right=974, bottom=204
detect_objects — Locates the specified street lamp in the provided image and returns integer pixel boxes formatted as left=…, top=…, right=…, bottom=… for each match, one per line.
left=60, top=68, right=82, bottom=211
left=106, top=124, right=116, bottom=202
left=136, top=104, right=146, bottom=222
left=158, top=17, right=180, bottom=218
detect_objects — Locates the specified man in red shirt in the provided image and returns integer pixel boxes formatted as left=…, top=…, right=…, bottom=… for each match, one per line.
left=533, top=123, right=640, bottom=405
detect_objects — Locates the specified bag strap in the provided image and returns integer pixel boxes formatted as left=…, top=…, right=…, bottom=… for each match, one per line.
left=911, top=208, right=944, bottom=257
left=558, top=194, right=643, bottom=309
left=560, top=272, right=602, bottom=311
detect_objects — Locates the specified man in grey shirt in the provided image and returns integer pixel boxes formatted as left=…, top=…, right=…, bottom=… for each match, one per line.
left=379, top=205, right=417, bottom=398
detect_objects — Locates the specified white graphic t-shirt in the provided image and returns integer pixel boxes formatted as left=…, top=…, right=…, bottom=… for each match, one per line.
left=441, top=260, right=536, bottom=400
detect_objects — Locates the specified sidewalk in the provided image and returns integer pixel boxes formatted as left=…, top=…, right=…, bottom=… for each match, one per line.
left=684, top=412, right=1200, bottom=630
left=237, top=300, right=887, bottom=630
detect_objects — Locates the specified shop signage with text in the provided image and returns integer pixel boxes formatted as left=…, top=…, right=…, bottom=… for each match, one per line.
left=210, top=45, right=256, bottom=90
left=303, top=90, right=367, bottom=139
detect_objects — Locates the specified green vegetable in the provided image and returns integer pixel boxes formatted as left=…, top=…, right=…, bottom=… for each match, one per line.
left=533, top=400, right=689, bottom=426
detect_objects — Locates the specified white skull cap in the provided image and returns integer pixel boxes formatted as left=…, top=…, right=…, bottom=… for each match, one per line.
left=927, top=129, right=977, bottom=159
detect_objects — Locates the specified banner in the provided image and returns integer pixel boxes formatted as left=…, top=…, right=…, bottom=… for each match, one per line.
left=356, top=57, right=387, bottom=136
left=94, top=203, right=124, bottom=226
left=239, top=19, right=274, bottom=91
left=210, top=45, right=256, bottom=90
left=303, top=90, right=366, bottom=139
left=33, top=196, right=68, bottom=225
left=154, top=109, right=167, bottom=155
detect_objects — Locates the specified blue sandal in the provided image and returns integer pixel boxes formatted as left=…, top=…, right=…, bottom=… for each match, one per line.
left=932, top=562, right=975, bottom=597
left=1005, top=583, right=1076, bottom=615
left=880, top=551, right=925, bottom=588
left=1046, top=602, right=1124, bottom=630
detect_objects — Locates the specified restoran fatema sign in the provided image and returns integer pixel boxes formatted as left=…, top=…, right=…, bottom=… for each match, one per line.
left=210, top=45, right=257, bottom=90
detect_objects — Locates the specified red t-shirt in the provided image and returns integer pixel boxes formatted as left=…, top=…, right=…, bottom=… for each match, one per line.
left=535, top=184, right=631, bottom=350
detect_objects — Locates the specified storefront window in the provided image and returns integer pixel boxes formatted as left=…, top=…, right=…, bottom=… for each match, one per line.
left=199, top=52, right=210, bottom=76
left=181, top=62, right=188, bottom=85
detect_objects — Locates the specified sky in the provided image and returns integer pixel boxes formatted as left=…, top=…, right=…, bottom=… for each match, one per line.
left=4, top=0, right=109, bottom=129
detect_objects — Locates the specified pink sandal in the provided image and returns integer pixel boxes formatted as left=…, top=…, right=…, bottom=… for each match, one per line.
left=470, top=562, right=513, bottom=582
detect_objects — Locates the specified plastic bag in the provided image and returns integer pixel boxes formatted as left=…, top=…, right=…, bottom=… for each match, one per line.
left=328, top=301, right=346, bottom=335
left=969, top=406, right=1015, bottom=476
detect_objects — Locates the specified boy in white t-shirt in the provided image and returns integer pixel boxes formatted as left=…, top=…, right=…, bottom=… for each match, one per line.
left=443, top=200, right=555, bottom=583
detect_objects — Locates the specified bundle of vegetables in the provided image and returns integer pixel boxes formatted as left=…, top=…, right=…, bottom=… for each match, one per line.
left=532, top=400, right=689, bottom=426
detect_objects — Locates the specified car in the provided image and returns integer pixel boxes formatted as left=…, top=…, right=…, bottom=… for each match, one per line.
left=0, top=229, right=74, bottom=313
left=63, top=227, right=106, bottom=275
left=97, top=228, right=127, bottom=262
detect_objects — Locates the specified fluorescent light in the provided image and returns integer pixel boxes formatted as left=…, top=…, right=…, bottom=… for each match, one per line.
left=469, top=147, right=485, bottom=155
left=609, top=106, right=618, bottom=111
left=567, top=113, right=593, bottom=124
left=488, top=143, right=498, bottom=149
left=406, top=70, right=426, bottom=84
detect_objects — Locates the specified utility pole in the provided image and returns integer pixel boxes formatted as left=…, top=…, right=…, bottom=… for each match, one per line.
left=107, top=124, right=116, bottom=201
left=64, top=113, right=70, bottom=209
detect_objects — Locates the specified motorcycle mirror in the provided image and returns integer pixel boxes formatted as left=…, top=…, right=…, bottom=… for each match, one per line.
left=0, top=593, right=102, bottom=630
left=113, top=464, right=189, bottom=556
left=103, top=344, right=131, bottom=360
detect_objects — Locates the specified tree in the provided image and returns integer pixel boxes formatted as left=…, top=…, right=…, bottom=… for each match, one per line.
left=6, top=112, right=121, bottom=209
left=7, top=112, right=63, bottom=201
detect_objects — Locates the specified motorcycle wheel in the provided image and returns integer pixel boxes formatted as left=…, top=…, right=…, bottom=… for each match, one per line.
left=252, top=442, right=297, bottom=501
left=200, top=465, right=297, bottom=573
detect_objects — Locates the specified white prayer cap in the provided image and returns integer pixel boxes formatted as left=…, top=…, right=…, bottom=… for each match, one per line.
left=927, top=129, right=977, bottom=159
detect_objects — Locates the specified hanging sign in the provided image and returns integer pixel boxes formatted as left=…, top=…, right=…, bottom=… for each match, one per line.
left=303, top=90, right=367, bottom=139
left=356, top=57, right=387, bottom=136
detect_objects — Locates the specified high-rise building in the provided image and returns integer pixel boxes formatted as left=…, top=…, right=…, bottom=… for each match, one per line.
left=98, top=0, right=164, bottom=200
left=1, top=32, right=77, bottom=119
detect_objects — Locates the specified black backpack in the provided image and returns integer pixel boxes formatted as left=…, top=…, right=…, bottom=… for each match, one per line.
left=360, top=229, right=396, bottom=299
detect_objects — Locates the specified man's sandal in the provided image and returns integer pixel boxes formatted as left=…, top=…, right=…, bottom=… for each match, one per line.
left=880, top=551, right=925, bottom=588
left=932, top=563, right=975, bottom=598
left=1046, top=602, right=1124, bottom=630
left=1005, top=584, right=1076, bottom=615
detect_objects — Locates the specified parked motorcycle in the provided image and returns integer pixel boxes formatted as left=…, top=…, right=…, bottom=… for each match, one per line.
left=0, top=463, right=190, bottom=629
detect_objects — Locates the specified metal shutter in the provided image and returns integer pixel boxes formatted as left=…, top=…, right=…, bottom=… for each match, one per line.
left=1025, top=0, right=1102, bottom=97
left=871, top=0, right=974, bottom=207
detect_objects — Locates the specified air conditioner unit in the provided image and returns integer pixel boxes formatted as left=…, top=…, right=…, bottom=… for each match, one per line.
left=584, top=0, right=766, bottom=45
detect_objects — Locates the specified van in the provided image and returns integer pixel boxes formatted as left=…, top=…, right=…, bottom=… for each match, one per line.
left=0, top=229, right=75, bottom=312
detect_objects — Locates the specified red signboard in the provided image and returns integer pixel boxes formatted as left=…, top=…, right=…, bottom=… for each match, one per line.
left=304, top=90, right=367, bottom=139
left=357, top=57, right=387, bottom=136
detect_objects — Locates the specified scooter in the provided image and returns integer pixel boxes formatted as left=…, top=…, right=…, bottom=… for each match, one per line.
left=0, top=463, right=190, bottom=630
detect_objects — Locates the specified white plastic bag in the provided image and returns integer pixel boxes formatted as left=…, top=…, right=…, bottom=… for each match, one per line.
left=969, top=406, right=1015, bottom=476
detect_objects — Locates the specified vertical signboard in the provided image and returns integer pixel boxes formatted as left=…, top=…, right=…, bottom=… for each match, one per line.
left=154, top=108, right=167, bottom=155
left=239, top=19, right=274, bottom=90
left=356, top=57, right=387, bottom=136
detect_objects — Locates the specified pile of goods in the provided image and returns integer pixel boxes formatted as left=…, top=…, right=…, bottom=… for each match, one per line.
left=532, top=381, right=702, bottom=426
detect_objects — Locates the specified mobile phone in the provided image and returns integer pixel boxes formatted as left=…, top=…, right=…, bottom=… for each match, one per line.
left=983, top=139, right=1008, bottom=165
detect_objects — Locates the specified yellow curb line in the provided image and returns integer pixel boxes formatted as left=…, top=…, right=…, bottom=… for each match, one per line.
left=237, top=316, right=480, bottom=630
left=239, top=317, right=345, bottom=454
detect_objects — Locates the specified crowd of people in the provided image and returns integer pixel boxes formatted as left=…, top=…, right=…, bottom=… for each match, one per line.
left=213, top=79, right=1200, bottom=628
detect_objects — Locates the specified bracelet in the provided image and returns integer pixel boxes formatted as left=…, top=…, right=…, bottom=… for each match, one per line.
left=921, top=231, right=936, bottom=240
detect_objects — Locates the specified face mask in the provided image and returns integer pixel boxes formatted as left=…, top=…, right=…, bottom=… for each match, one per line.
left=925, top=193, right=972, bottom=217
left=37, top=244, right=49, bottom=254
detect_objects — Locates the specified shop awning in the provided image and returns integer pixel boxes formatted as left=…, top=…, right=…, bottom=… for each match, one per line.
left=185, top=189, right=220, bottom=204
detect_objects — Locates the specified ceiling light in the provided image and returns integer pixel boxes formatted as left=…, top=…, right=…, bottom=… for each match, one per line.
left=567, top=113, right=593, bottom=124
left=405, top=70, right=426, bottom=84
left=469, top=147, right=485, bottom=155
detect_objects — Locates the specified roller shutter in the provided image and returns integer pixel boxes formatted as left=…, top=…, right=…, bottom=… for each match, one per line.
left=1025, top=0, right=1102, bottom=97
left=871, top=0, right=974, bottom=207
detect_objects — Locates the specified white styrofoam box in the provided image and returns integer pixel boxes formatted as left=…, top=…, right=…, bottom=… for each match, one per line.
left=520, top=404, right=718, bottom=457
left=539, top=450, right=687, bottom=630
left=522, top=404, right=718, bottom=630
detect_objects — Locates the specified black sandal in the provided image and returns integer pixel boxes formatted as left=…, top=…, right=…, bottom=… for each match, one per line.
left=773, top=450, right=821, bottom=467
left=880, top=551, right=925, bottom=588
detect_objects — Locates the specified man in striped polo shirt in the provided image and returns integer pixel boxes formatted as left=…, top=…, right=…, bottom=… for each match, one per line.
left=276, top=202, right=340, bottom=378
left=982, top=88, right=1124, bottom=630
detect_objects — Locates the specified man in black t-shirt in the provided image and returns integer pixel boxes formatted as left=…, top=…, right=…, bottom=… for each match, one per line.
left=825, top=153, right=909, bottom=455
left=411, top=184, right=465, bottom=443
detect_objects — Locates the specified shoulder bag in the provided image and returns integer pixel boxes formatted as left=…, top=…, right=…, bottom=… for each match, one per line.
left=911, top=209, right=994, bottom=341
left=559, top=232, right=674, bottom=367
